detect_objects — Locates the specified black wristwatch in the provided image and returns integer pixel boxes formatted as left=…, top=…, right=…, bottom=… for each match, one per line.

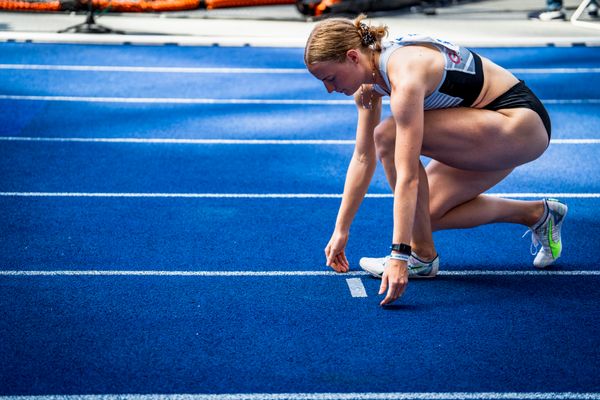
left=390, top=243, right=412, bottom=255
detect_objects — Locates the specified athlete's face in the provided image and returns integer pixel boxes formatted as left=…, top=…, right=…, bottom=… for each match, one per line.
left=308, top=51, right=365, bottom=96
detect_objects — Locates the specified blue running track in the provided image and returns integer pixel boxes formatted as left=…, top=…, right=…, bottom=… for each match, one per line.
left=0, top=42, right=599, bottom=399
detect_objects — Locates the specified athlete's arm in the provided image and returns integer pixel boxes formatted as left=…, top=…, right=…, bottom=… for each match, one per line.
left=324, top=88, right=382, bottom=272
left=379, top=49, right=431, bottom=305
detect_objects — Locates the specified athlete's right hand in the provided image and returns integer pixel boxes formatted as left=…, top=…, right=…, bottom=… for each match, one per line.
left=324, top=231, right=350, bottom=273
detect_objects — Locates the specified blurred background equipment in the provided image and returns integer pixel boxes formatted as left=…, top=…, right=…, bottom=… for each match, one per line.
left=0, top=0, right=295, bottom=10
left=0, top=0, right=458, bottom=14
left=0, top=0, right=62, bottom=10
left=295, top=0, right=419, bottom=17
left=201, top=0, right=294, bottom=9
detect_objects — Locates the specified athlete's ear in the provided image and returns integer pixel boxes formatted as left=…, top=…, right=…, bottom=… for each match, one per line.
left=346, top=49, right=360, bottom=64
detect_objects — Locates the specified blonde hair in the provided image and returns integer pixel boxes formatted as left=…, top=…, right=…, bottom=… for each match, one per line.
left=304, top=14, right=388, bottom=65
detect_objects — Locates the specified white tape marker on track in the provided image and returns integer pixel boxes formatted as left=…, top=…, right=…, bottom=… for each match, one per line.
left=346, top=278, right=368, bottom=297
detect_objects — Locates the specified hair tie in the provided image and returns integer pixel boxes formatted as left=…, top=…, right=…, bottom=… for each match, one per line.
left=359, top=23, right=375, bottom=46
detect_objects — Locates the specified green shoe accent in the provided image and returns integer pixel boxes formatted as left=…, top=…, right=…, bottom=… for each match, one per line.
left=548, top=218, right=562, bottom=259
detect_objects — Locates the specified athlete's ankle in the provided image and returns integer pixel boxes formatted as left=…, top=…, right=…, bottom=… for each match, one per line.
left=411, top=245, right=437, bottom=262
left=529, top=200, right=548, bottom=228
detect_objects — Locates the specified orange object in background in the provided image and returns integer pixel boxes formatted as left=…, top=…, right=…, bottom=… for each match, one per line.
left=201, top=0, right=294, bottom=9
left=0, top=0, right=61, bottom=10
left=313, top=0, right=335, bottom=15
left=0, top=0, right=200, bottom=11
left=309, top=0, right=341, bottom=16
left=0, top=0, right=295, bottom=11
left=296, top=0, right=363, bottom=17
left=88, top=0, right=199, bottom=12
left=295, top=0, right=418, bottom=17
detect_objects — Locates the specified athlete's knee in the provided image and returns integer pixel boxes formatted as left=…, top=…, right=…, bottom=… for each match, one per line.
left=428, top=190, right=456, bottom=227
left=429, top=199, right=448, bottom=225
left=373, top=121, right=395, bottom=161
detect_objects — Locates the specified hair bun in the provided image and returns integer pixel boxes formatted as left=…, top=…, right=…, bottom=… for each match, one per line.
left=359, top=23, right=376, bottom=46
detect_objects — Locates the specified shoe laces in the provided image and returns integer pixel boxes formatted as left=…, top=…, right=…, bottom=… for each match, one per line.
left=522, top=229, right=540, bottom=256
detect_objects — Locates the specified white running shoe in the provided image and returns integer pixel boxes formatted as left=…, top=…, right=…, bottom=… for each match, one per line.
left=359, top=253, right=439, bottom=279
left=528, top=9, right=566, bottom=20
left=527, top=198, right=568, bottom=269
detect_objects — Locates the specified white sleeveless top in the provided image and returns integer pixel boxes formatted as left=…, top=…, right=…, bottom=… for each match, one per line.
left=372, top=34, right=483, bottom=110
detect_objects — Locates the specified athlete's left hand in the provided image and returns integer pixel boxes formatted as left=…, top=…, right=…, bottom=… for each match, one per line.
left=379, top=258, right=408, bottom=306
left=324, top=230, right=350, bottom=273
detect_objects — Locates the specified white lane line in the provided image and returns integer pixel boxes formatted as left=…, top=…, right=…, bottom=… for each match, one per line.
left=0, top=95, right=354, bottom=105
left=1, top=270, right=599, bottom=277
left=0, top=192, right=347, bottom=198
left=0, top=137, right=599, bottom=145
left=0, top=270, right=366, bottom=277
left=0, top=137, right=357, bottom=145
left=1, top=63, right=599, bottom=75
left=544, top=99, right=600, bottom=104
left=0, top=95, right=599, bottom=105
left=488, top=193, right=600, bottom=198
left=511, top=67, right=600, bottom=74
left=0, top=192, right=599, bottom=199
left=1, top=393, right=600, bottom=400
left=0, top=64, right=308, bottom=74
left=346, top=278, right=368, bottom=297
left=439, top=270, right=600, bottom=276
left=552, top=139, right=600, bottom=144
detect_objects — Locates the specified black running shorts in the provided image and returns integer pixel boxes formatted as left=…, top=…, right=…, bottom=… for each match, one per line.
left=483, top=80, right=552, bottom=140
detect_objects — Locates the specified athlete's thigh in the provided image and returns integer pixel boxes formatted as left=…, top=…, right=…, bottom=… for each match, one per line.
left=426, top=160, right=514, bottom=218
left=421, top=107, right=548, bottom=171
